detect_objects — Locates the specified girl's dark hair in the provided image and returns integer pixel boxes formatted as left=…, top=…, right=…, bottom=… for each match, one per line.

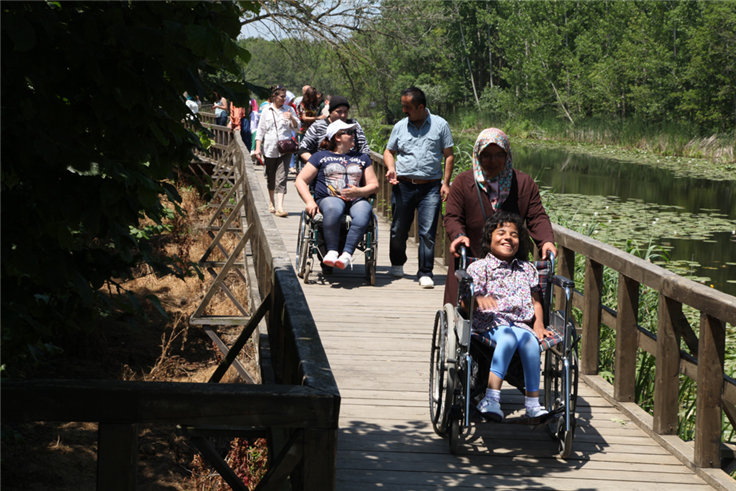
left=303, top=87, right=317, bottom=106
left=479, top=211, right=529, bottom=261
left=319, top=135, right=338, bottom=151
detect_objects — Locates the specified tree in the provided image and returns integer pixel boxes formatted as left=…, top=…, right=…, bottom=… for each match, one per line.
left=1, top=1, right=258, bottom=370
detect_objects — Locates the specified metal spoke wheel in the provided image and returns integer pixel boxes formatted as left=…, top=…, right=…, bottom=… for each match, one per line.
left=296, top=213, right=307, bottom=278
left=544, top=343, right=579, bottom=459
left=429, top=309, right=448, bottom=436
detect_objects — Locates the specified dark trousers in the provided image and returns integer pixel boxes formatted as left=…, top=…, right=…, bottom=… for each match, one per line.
left=389, top=180, right=442, bottom=279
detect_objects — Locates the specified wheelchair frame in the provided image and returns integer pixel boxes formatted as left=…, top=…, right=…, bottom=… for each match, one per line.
left=429, top=248, right=580, bottom=457
left=295, top=207, right=378, bottom=286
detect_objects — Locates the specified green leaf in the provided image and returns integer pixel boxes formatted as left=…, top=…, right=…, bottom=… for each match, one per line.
left=72, top=271, right=94, bottom=306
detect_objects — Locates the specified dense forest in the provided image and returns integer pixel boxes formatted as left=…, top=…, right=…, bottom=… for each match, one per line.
left=240, top=0, right=736, bottom=135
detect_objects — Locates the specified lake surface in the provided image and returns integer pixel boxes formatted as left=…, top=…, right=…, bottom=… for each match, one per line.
left=512, top=145, right=736, bottom=296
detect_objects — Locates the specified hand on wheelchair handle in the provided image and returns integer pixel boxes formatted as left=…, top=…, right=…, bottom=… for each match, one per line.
left=450, top=236, right=470, bottom=257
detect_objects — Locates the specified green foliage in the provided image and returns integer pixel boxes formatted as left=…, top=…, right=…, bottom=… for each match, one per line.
left=1, top=1, right=257, bottom=369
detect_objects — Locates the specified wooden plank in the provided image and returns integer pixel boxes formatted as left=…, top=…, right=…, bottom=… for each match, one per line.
left=695, top=314, right=726, bottom=468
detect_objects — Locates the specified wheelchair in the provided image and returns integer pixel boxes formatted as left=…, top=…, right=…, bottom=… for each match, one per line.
left=429, top=247, right=579, bottom=457
left=295, top=199, right=378, bottom=285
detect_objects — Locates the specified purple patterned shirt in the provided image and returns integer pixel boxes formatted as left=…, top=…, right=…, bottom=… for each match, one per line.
left=466, top=253, right=540, bottom=334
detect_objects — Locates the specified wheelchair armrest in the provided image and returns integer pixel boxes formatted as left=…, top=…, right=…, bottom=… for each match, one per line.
left=552, top=275, right=575, bottom=289
left=455, top=269, right=472, bottom=284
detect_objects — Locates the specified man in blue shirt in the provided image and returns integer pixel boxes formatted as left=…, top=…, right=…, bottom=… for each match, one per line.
left=384, top=87, right=455, bottom=288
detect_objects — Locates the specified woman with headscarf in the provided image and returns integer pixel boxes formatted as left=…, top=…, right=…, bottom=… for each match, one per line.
left=443, top=128, right=557, bottom=306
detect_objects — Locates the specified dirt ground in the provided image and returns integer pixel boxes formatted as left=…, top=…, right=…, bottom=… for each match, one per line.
left=1, top=184, right=266, bottom=490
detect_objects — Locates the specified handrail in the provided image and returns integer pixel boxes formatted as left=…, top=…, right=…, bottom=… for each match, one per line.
left=369, top=150, right=736, bottom=488
left=2, top=122, right=340, bottom=491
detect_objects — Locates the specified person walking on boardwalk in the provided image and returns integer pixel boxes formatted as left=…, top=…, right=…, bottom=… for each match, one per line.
left=254, top=85, right=299, bottom=217
left=384, top=87, right=455, bottom=289
left=297, top=96, right=370, bottom=165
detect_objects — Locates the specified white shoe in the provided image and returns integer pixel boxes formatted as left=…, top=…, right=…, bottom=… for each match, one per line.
left=322, top=250, right=339, bottom=267
left=477, top=397, right=504, bottom=422
left=335, top=252, right=352, bottom=270
left=390, top=265, right=404, bottom=277
left=419, top=276, right=434, bottom=288
left=525, top=405, right=549, bottom=419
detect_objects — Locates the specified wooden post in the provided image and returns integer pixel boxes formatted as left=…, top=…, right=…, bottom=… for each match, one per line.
left=555, top=246, right=575, bottom=312
left=614, top=274, right=639, bottom=402
left=695, top=314, right=726, bottom=467
left=300, top=428, right=338, bottom=491
left=654, top=294, right=682, bottom=435
left=581, top=258, right=603, bottom=375
left=97, top=423, right=138, bottom=491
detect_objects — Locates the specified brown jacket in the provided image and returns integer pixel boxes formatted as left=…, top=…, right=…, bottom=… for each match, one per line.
left=443, top=169, right=555, bottom=305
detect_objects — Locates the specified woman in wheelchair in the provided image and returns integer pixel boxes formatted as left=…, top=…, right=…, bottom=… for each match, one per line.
left=295, top=120, right=379, bottom=269
left=465, top=211, right=552, bottom=422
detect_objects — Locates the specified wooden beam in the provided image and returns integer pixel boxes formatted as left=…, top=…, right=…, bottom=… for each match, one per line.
left=581, top=258, right=602, bottom=375
left=654, top=294, right=682, bottom=435
left=2, top=379, right=337, bottom=428
left=614, top=274, right=639, bottom=402
left=695, top=314, right=726, bottom=467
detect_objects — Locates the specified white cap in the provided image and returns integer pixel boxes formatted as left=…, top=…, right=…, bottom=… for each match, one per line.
left=326, top=120, right=358, bottom=141
left=285, top=91, right=295, bottom=104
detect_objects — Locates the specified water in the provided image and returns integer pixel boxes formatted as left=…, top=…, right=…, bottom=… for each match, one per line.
left=512, top=145, right=736, bottom=296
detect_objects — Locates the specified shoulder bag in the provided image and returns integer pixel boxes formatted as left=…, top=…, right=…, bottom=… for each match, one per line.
left=271, top=107, right=298, bottom=155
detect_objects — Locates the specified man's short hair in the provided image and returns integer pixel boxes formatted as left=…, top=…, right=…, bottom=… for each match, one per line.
left=400, top=87, right=426, bottom=109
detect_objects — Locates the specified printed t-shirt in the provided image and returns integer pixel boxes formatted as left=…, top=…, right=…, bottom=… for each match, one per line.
left=307, top=150, right=372, bottom=202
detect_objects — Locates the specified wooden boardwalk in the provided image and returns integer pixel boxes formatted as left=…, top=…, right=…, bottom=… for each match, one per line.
left=253, top=166, right=713, bottom=490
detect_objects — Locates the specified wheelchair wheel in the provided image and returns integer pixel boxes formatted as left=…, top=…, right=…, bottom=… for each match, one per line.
left=364, top=215, right=377, bottom=286
left=544, top=344, right=579, bottom=458
left=449, top=418, right=460, bottom=455
left=430, top=309, right=449, bottom=436
left=296, top=213, right=308, bottom=278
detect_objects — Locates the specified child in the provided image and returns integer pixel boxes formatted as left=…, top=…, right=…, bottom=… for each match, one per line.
left=466, top=211, right=554, bottom=421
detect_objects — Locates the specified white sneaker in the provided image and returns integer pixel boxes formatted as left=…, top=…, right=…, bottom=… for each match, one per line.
left=477, top=397, right=504, bottom=422
left=390, top=265, right=404, bottom=277
left=322, top=250, right=339, bottom=267
left=335, top=252, right=352, bottom=270
left=525, top=405, right=549, bottom=419
left=419, top=276, right=434, bottom=288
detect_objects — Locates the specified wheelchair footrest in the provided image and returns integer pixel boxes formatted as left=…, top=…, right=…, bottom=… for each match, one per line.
left=477, top=405, right=565, bottom=427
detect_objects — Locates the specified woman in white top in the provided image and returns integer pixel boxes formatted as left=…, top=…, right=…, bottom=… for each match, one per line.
left=254, top=85, right=299, bottom=217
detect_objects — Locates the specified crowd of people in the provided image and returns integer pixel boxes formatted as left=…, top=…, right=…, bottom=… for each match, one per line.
left=184, top=85, right=559, bottom=421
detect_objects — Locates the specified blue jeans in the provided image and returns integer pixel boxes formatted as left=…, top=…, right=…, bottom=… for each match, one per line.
left=240, top=118, right=252, bottom=152
left=390, top=181, right=441, bottom=278
left=317, top=197, right=372, bottom=255
left=480, top=326, right=541, bottom=392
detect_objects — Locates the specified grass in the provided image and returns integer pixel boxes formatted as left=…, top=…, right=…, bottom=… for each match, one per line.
left=444, top=108, right=735, bottom=164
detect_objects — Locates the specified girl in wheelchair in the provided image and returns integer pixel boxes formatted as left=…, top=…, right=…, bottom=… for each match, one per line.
left=295, top=120, right=379, bottom=269
left=465, top=211, right=553, bottom=422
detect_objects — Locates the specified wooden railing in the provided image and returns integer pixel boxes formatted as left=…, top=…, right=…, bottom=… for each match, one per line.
left=2, top=123, right=340, bottom=491
left=369, top=150, right=736, bottom=489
